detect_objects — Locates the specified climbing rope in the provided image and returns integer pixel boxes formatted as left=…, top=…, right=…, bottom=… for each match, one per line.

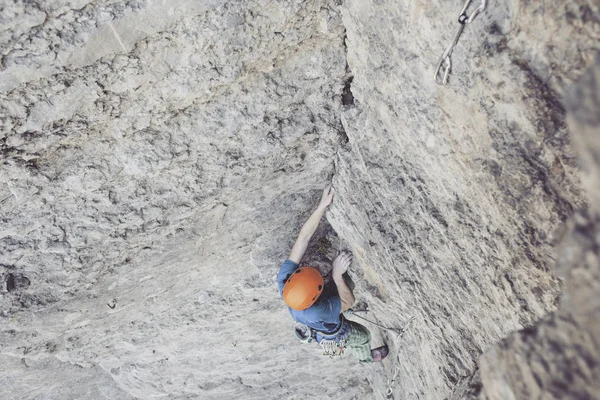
left=434, top=0, right=487, bottom=85
left=346, top=309, right=409, bottom=335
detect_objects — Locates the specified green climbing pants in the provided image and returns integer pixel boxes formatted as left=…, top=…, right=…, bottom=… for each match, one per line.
left=345, top=320, right=373, bottom=363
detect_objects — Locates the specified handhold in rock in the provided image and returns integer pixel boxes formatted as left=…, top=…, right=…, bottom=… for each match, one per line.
left=6, top=273, right=30, bottom=292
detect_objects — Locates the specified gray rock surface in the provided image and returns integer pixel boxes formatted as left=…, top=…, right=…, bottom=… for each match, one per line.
left=329, top=1, right=598, bottom=399
left=478, top=54, right=600, bottom=400
left=0, top=1, right=598, bottom=399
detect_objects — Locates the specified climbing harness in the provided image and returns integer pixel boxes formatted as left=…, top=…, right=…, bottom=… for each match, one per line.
left=295, top=322, right=347, bottom=356
left=295, top=323, right=314, bottom=343
left=294, top=315, right=350, bottom=358
left=294, top=315, right=346, bottom=343
left=434, top=0, right=487, bottom=85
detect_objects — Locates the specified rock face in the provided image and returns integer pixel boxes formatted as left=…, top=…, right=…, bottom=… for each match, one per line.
left=478, top=55, right=600, bottom=400
left=330, top=1, right=598, bottom=399
left=0, top=1, right=598, bottom=399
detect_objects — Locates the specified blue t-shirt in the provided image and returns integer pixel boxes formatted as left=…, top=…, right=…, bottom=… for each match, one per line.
left=278, top=259, right=342, bottom=334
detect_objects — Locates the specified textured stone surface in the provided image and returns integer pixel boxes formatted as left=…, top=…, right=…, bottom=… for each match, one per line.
left=1, top=2, right=370, bottom=399
left=478, top=54, right=600, bottom=400
left=329, top=1, right=598, bottom=399
left=0, top=1, right=598, bottom=399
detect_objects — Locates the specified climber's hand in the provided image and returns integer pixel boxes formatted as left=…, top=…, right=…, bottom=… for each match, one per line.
left=332, top=251, right=352, bottom=278
left=318, top=185, right=334, bottom=209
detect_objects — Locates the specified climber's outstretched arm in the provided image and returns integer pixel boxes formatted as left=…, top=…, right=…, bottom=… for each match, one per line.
left=332, top=251, right=355, bottom=313
left=289, top=185, right=334, bottom=264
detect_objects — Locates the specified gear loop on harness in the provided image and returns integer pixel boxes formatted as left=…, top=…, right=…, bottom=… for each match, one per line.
left=434, top=0, right=487, bottom=85
left=319, top=337, right=347, bottom=357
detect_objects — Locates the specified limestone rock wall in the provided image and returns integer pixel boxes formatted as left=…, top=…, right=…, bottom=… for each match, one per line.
left=1, top=1, right=371, bottom=399
left=478, top=54, right=600, bottom=400
left=328, top=1, right=598, bottom=398
left=0, top=1, right=598, bottom=399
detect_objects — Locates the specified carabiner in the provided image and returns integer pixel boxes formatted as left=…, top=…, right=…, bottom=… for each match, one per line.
left=434, top=54, right=451, bottom=85
left=434, top=22, right=465, bottom=85
left=459, top=0, right=487, bottom=24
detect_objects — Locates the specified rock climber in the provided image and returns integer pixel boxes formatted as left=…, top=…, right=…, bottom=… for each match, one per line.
left=277, top=185, right=389, bottom=362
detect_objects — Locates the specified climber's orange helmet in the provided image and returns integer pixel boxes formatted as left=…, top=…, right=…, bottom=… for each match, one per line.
left=282, top=267, right=324, bottom=310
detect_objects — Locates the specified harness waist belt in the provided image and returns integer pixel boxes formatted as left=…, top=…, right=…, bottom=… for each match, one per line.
left=314, top=315, right=345, bottom=337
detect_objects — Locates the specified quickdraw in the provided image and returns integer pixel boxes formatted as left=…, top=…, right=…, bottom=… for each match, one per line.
left=434, top=0, right=487, bottom=85
left=385, top=316, right=416, bottom=398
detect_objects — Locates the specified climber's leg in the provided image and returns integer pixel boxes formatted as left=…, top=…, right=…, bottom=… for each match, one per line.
left=345, top=320, right=373, bottom=363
